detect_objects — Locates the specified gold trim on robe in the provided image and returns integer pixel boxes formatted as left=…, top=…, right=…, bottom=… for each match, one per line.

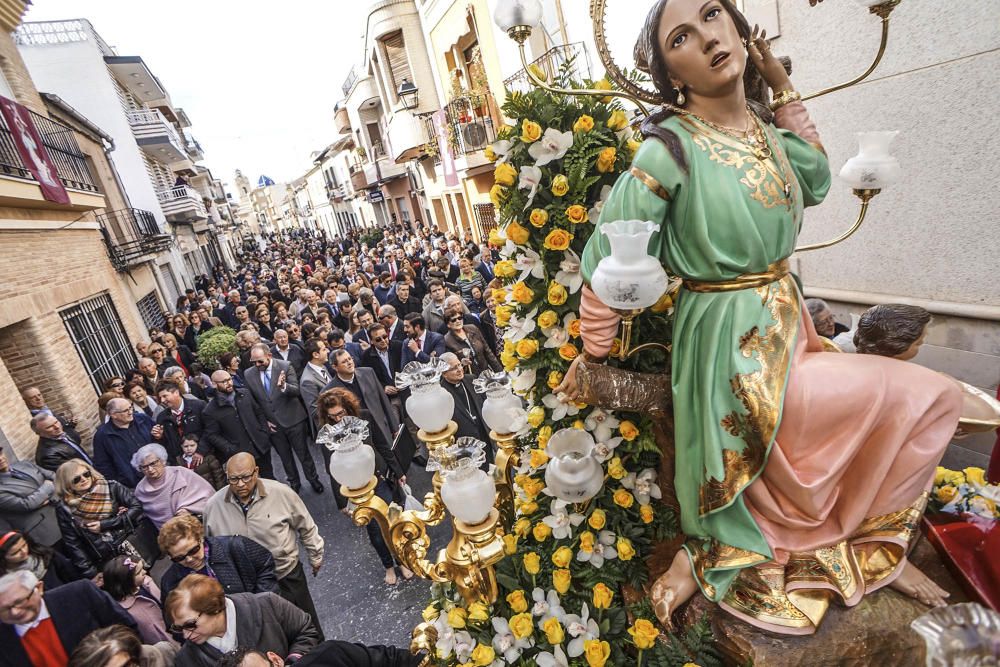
left=628, top=165, right=671, bottom=201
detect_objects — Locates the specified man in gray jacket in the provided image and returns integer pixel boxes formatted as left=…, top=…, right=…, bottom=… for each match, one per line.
left=0, top=449, right=60, bottom=547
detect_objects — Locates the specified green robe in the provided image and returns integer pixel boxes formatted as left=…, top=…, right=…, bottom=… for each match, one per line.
left=581, top=112, right=831, bottom=600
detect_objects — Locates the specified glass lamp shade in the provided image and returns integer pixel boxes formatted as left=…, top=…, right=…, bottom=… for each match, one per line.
left=397, top=359, right=455, bottom=433
left=493, top=0, right=542, bottom=32
left=316, top=421, right=376, bottom=490
left=544, top=428, right=604, bottom=503
left=474, top=370, right=525, bottom=434
left=839, top=131, right=901, bottom=190
left=437, top=437, right=495, bottom=524
left=590, top=220, right=669, bottom=310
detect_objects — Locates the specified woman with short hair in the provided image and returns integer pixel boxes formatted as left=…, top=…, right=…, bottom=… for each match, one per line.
left=442, top=305, right=500, bottom=375
left=68, top=624, right=177, bottom=667
left=131, top=444, right=214, bottom=530
left=127, top=380, right=163, bottom=420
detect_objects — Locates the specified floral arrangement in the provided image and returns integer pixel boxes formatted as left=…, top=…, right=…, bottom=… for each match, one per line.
left=421, top=64, right=719, bottom=667
left=930, top=466, right=999, bottom=520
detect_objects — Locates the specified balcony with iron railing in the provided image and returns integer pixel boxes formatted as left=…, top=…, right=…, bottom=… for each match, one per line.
left=0, top=107, right=101, bottom=196
left=503, top=42, right=591, bottom=95
left=156, top=185, right=207, bottom=223
left=445, top=91, right=500, bottom=160
left=126, top=108, right=187, bottom=164
left=97, top=207, right=172, bottom=271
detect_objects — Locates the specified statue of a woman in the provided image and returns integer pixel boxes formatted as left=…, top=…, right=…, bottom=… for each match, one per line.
left=557, top=0, right=962, bottom=635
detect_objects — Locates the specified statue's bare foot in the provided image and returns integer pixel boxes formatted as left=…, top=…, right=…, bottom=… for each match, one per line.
left=889, top=560, right=950, bottom=607
left=650, top=549, right=699, bottom=631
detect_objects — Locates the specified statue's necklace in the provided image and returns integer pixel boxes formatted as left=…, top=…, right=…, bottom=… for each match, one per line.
left=681, top=105, right=772, bottom=161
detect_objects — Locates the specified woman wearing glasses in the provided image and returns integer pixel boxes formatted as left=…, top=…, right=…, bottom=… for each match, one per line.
left=102, top=376, right=127, bottom=398
left=52, top=460, right=149, bottom=579
left=442, top=305, right=500, bottom=375
left=131, top=444, right=214, bottom=530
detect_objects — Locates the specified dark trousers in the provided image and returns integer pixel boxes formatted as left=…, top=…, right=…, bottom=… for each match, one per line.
left=365, top=480, right=397, bottom=569
left=277, top=560, right=325, bottom=642
left=270, top=420, right=319, bottom=488
left=255, top=448, right=275, bottom=480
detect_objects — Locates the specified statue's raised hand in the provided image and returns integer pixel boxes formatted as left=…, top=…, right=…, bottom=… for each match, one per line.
left=746, top=25, right=793, bottom=94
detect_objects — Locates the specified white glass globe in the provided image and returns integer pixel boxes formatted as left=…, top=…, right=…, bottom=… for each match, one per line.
left=839, top=131, right=901, bottom=190
left=494, top=0, right=543, bottom=32
left=441, top=466, right=497, bottom=525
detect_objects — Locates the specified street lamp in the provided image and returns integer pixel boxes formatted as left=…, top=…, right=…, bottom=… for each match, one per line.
left=398, top=78, right=419, bottom=110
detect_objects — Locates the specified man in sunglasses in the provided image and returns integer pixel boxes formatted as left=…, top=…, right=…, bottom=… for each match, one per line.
left=92, top=397, right=154, bottom=487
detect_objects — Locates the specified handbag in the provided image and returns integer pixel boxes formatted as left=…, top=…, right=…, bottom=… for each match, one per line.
left=115, top=514, right=161, bottom=567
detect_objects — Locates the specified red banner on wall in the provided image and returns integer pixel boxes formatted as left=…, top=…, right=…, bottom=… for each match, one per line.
left=0, top=95, right=70, bottom=204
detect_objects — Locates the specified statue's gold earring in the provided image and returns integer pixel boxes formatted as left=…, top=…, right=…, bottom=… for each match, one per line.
left=673, top=85, right=686, bottom=106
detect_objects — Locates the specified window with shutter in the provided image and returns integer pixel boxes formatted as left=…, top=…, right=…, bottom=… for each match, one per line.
left=380, top=31, right=412, bottom=102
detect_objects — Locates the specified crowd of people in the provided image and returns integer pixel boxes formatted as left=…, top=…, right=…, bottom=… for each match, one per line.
left=0, top=224, right=507, bottom=667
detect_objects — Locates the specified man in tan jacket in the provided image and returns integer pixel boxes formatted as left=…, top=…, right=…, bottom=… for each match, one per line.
left=203, top=453, right=325, bottom=639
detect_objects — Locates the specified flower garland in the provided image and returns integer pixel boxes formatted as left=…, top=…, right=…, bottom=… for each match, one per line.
left=931, top=466, right=999, bottom=520
left=421, top=67, right=720, bottom=667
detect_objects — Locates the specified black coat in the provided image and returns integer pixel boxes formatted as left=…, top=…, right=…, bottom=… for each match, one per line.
left=361, top=341, right=403, bottom=387
left=271, top=344, right=306, bottom=375
left=443, top=377, right=493, bottom=457
left=55, top=480, right=152, bottom=578
left=295, top=640, right=424, bottom=667
left=154, top=397, right=207, bottom=460
left=159, top=535, right=278, bottom=603
left=0, top=580, right=136, bottom=667
left=201, top=389, right=271, bottom=460
left=34, top=429, right=89, bottom=473
left=388, top=295, right=422, bottom=319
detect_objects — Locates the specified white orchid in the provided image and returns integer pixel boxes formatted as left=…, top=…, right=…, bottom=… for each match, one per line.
left=433, top=614, right=457, bottom=658
left=518, top=165, right=542, bottom=207
left=593, top=436, right=623, bottom=462
left=511, top=368, right=537, bottom=394
left=452, top=630, right=475, bottom=663
left=499, top=238, right=517, bottom=259
left=491, top=616, right=532, bottom=663
left=504, top=307, right=538, bottom=342
left=554, top=249, right=584, bottom=294
left=542, top=324, right=569, bottom=349
left=527, top=128, right=573, bottom=166
left=564, top=603, right=601, bottom=657
left=541, top=501, right=585, bottom=539
left=622, top=468, right=662, bottom=505
left=541, top=392, right=579, bottom=421
left=513, top=246, right=545, bottom=281
left=531, top=587, right=566, bottom=622
left=588, top=184, right=613, bottom=225
left=492, top=139, right=513, bottom=163
left=576, top=530, right=618, bottom=568
left=585, top=408, right=621, bottom=444
left=536, top=644, right=570, bottom=667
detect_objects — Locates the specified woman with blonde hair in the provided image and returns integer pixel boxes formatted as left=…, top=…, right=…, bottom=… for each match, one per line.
left=170, top=312, right=199, bottom=352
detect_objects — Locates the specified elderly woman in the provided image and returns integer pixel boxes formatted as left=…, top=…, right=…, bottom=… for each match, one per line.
left=128, top=380, right=164, bottom=420
left=167, top=574, right=319, bottom=667
left=157, top=514, right=277, bottom=604
left=53, top=460, right=152, bottom=578
left=131, top=444, right=214, bottom=530
left=442, top=305, right=500, bottom=375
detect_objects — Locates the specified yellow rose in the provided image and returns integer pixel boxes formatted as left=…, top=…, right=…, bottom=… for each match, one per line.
left=495, top=305, right=513, bottom=327
left=683, top=664, right=702, bottom=667
left=588, top=509, right=607, bottom=530
left=511, top=281, right=535, bottom=304
left=494, top=162, right=517, bottom=187
left=520, top=499, right=539, bottom=515
left=543, top=228, right=573, bottom=251
left=579, top=531, right=595, bottom=553
left=529, top=448, right=549, bottom=468
left=543, top=617, right=565, bottom=645
left=548, top=282, right=568, bottom=306
left=506, top=589, right=529, bottom=613
left=573, top=419, right=585, bottom=430
left=607, top=109, right=628, bottom=131
left=516, top=338, right=539, bottom=359
left=596, top=146, right=616, bottom=173
left=529, top=208, right=549, bottom=228
left=501, top=351, right=518, bottom=371
left=484, top=145, right=498, bottom=162
left=447, top=607, right=467, bottom=629
left=935, top=484, right=958, bottom=504
left=537, top=309, right=559, bottom=329
left=607, top=456, right=627, bottom=480
left=506, top=220, right=530, bottom=245
left=617, top=537, right=636, bottom=561
left=567, top=319, right=581, bottom=338
left=583, top=639, right=611, bottom=667
left=614, top=488, right=635, bottom=508
left=651, top=291, right=673, bottom=313
left=573, top=115, right=595, bottom=133
left=619, top=420, right=639, bottom=441
left=594, top=78, right=613, bottom=102
left=537, top=425, right=552, bottom=449
left=503, top=533, right=518, bottom=554
left=551, top=174, right=569, bottom=197
left=533, top=522, right=552, bottom=542
left=965, top=467, right=987, bottom=487
left=592, top=582, right=614, bottom=609
left=523, top=552, right=540, bottom=574
left=521, top=119, right=542, bottom=143
left=552, top=546, right=573, bottom=568
left=565, top=204, right=588, bottom=224
left=628, top=618, right=660, bottom=649
left=471, top=644, right=496, bottom=666
left=627, top=138, right=642, bottom=155
left=468, top=601, right=490, bottom=623
left=494, top=260, right=516, bottom=279
left=528, top=63, right=548, bottom=82
left=422, top=603, right=439, bottom=622
left=509, top=612, right=534, bottom=640
left=558, top=343, right=578, bottom=361
left=488, top=228, right=505, bottom=246
left=513, top=517, right=532, bottom=538
left=547, top=371, right=564, bottom=389
left=553, top=568, right=572, bottom=594
left=527, top=406, right=545, bottom=428
left=640, top=504, right=655, bottom=524
left=521, top=477, right=544, bottom=499
left=489, top=184, right=505, bottom=207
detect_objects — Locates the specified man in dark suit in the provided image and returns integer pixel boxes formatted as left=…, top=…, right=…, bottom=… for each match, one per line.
left=440, top=353, right=493, bottom=461
left=388, top=280, right=422, bottom=319
left=30, top=413, right=92, bottom=473
left=270, top=329, right=306, bottom=374
left=0, top=449, right=60, bottom=548
left=0, top=575, right=136, bottom=667
left=152, top=381, right=207, bottom=461
left=328, top=330, right=363, bottom=366
left=378, top=304, right=407, bottom=343
left=19, top=387, right=77, bottom=432
left=245, top=344, right=323, bottom=494
left=202, top=370, right=274, bottom=478
left=401, top=313, right=446, bottom=366
left=361, top=324, right=403, bottom=389
left=299, top=339, right=333, bottom=430
left=92, top=398, right=154, bottom=487
left=220, top=289, right=242, bottom=328
left=323, top=349, right=402, bottom=464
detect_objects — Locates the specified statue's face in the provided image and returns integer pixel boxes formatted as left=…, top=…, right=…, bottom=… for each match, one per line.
left=895, top=324, right=928, bottom=361
left=657, top=0, right=746, bottom=97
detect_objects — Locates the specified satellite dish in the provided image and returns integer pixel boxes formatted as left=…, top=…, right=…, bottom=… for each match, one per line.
left=461, top=122, right=488, bottom=150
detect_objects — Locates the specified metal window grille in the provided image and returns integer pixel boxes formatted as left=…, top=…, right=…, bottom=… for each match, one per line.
left=60, top=293, right=136, bottom=394
left=136, top=291, right=165, bottom=331
left=473, top=203, right=498, bottom=239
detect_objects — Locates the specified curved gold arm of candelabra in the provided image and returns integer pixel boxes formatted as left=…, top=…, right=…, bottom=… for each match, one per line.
left=794, top=188, right=880, bottom=253
left=589, top=0, right=661, bottom=108
left=492, top=430, right=520, bottom=532
left=802, top=1, right=901, bottom=101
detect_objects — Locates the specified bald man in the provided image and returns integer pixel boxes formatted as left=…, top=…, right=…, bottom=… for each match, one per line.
left=203, top=453, right=325, bottom=639
left=92, top=397, right=154, bottom=487
left=202, top=370, right=273, bottom=476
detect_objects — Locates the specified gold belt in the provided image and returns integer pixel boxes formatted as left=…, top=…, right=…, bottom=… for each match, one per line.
left=683, top=259, right=790, bottom=293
